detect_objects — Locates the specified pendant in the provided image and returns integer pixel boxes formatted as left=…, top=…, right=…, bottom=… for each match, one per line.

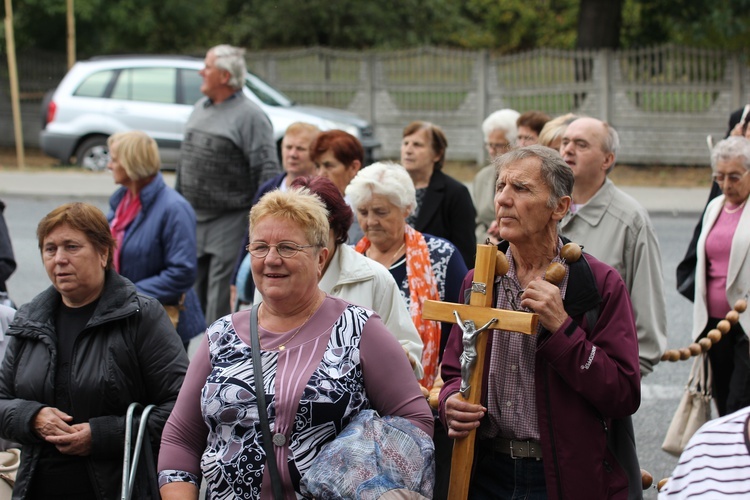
left=278, top=345, right=286, bottom=351
left=273, top=433, right=286, bottom=446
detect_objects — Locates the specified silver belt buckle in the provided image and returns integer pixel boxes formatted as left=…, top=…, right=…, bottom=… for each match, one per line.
left=509, top=440, right=521, bottom=460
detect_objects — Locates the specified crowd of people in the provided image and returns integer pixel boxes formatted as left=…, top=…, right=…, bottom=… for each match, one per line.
left=0, top=41, right=748, bottom=499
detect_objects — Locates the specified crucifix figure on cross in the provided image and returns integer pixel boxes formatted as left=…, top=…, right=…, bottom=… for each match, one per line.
left=454, top=311, right=497, bottom=399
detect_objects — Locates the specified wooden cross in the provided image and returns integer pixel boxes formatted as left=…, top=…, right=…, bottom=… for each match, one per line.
left=422, top=243, right=538, bottom=500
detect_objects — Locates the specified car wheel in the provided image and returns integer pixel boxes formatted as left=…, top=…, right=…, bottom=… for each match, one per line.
left=75, top=136, right=110, bottom=171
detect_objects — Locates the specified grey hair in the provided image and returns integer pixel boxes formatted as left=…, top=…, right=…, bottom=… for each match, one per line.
left=600, top=121, right=620, bottom=164
left=210, top=44, right=246, bottom=90
left=711, top=136, right=750, bottom=172
left=482, top=109, right=520, bottom=143
left=345, top=161, right=416, bottom=215
left=494, top=145, right=574, bottom=208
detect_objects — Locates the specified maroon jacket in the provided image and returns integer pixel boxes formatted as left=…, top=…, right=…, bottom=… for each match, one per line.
left=439, top=250, right=641, bottom=499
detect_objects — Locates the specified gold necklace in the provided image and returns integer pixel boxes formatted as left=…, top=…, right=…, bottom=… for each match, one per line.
left=724, top=199, right=747, bottom=214
left=367, top=241, right=406, bottom=268
left=258, top=295, right=320, bottom=351
left=388, top=242, right=406, bottom=267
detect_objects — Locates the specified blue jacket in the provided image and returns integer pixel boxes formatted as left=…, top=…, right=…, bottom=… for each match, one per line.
left=108, top=173, right=205, bottom=342
left=230, top=172, right=287, bottom=293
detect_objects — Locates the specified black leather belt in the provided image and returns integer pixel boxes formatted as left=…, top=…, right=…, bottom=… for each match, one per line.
left=488, top=437, right=543, bottom=459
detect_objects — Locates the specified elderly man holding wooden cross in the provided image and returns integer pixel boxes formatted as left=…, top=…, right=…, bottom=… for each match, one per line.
left=438, top=145, right=641, bottom=499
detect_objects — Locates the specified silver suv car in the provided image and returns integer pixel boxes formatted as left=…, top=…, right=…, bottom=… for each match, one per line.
left=40, top=55, right=379, bottom=170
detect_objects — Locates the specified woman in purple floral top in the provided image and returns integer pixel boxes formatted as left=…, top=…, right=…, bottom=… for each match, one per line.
left=158, top=188, right=433, bottom=499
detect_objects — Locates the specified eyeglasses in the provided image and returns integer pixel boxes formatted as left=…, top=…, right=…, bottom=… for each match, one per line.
left=485, top=142, right=511, bottom=153
left=712, top=171, right=749, bottom=184
left=247, top=241, right=317, bottom=259
left=516, top=135, right=537, bottom=145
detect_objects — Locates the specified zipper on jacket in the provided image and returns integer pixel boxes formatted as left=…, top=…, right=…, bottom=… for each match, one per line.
left=598, top=416, right=615, bottom=473
left=543, top=362, right=563, bottom=499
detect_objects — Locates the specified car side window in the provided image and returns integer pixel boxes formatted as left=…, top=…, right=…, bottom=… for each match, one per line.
left=73, top=70, right=116, bottom=98
left=179, top=69, right=204, bottom=105
left=110, top=68, right=176, bottom=104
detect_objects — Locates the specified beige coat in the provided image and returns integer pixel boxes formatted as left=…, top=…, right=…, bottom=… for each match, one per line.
left=559, top=178, right=667, bottom=376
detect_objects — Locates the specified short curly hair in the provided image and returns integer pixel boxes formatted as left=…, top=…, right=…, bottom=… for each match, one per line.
left=37, top=202, right=116, bottom=270
left=345, top=161, right=416, bottom=215
left=249, top=188, right=329, bottom=249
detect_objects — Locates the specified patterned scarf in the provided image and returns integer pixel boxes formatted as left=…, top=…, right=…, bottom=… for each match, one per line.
left=110, top=190, right=141, bottom=273
left=355, top=225, right=441, bottom=388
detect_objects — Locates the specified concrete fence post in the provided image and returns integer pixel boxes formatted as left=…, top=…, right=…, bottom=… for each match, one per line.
left=599, top=49, right=611, bottom=124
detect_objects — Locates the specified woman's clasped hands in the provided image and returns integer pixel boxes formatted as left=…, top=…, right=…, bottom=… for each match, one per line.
left=33, top=406, right=92, bottom=456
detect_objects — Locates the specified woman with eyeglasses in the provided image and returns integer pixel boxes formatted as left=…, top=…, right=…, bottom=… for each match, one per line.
left=692, top=136, right=750, bottom=416
left=158, top=188, right=433, bottom=499
left=400, top=121, right=476, bottom=267
left=472, top=109, right=519, bottom=246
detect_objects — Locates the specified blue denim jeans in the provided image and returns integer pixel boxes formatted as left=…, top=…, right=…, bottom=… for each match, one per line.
left=470, top=445, right=547, bottom=500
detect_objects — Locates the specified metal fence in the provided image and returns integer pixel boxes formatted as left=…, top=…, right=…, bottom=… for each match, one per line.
left=2, top=45, right=748, bottom=165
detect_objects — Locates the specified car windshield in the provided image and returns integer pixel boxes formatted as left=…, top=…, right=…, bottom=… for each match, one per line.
left=246, top=71, right=293, bottom=107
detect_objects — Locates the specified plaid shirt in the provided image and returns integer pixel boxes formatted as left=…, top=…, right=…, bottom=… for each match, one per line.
left=480, top=240, right=569, bottom=441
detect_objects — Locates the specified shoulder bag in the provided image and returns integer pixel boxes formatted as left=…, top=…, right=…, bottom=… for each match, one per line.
left=0, top=448, right=20, bottom=500
left=162, top=293, right=186, bottom=329
left=661, top=354, right=713, bottom=456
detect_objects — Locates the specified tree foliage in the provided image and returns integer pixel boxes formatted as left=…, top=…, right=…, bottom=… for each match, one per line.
left=3, top=0, right=750, bottom=56
left=621, top=0, right=750, bottom=50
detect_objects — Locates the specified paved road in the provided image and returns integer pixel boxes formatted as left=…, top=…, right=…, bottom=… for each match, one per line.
left=0, top=190, right=705, bottom=497
left=0, top=169, right=711, bottom=215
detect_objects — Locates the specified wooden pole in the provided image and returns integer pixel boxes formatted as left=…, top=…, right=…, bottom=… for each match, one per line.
left=446, top=244, right=496, bottom=499
left=4, top=0, right=25, bottom=170
left=66, top=0, right=75, bottom=69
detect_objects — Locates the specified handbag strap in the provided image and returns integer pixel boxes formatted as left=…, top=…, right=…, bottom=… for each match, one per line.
left=700, top=353, right=713, bottom=398
left=250, top=303, right=284, bottom=500
left=687, top=352, right=708, bottom=388
left=688, top=353, right=713, bottom=398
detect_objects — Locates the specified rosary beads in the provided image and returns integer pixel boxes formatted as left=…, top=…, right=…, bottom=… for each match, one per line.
left=661, top=298, right=748, bottom=362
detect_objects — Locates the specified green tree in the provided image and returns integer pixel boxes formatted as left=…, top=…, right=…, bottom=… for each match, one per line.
left=621, top=0, right=750, bottom=50
left=221, top=0, right=474, bottom=50
left=459, top=0, right=578, bottom=51
left=4, top=0, right=750, bottom=57
left=3, top=0, right=220, bottom=56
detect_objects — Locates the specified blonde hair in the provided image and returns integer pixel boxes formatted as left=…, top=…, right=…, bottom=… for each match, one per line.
left=538, top=113, right=578, bottom=149
left=249, top=188, right=329, bottom=248
left=107, top=131, right=161, bottom=181
left=284, top=122, right=321, bottom=140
